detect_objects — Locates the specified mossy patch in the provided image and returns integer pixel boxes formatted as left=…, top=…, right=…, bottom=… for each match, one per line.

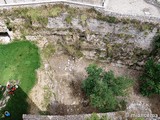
left=65, top=15, right=72, bottom=24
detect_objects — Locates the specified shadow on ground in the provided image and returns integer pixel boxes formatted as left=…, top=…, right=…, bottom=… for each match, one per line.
left=149, top=95, right=160, bottom=116
left=0, top=87, right=39, bottom=120
left=48, top=101, right=98, bottom=115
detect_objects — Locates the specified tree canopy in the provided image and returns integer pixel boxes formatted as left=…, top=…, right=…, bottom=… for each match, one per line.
left=82, top=64, right=133, bottom=112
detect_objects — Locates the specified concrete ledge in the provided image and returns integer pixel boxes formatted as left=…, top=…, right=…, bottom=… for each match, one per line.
left=0, top=0, right=104, bottom=8
left=23, top=112, right=124, bottom=120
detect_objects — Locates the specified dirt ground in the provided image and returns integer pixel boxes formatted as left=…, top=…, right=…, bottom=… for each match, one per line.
left=27, top=52, right=160, bottom=117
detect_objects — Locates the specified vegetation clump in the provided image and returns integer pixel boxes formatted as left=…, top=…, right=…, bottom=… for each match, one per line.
left=81, top=14, right=88, bottom=25
left=65, top=15, right=72, bottom=24
left=42, top=43, right=56, bottom=58
left=63, top=45, right=83, bottom=58
left=140, top=59, right=160, bottom=96
left=82, top=64, right=133, bottom=112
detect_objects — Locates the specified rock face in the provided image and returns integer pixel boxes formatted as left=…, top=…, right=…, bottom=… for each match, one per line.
left=1, top=4, right=159, bottom=69
left=11, top=13, right=159, bottom=70
left=45, top=15, right=159, bottom=69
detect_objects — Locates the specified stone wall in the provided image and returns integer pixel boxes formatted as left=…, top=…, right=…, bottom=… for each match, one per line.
left=2, top=2, right=159, bottom=70
left=23, top=112, right=159, bottom=120
left=23, top=112, right=124, bottom=120
left=45, top=13, right=159, bottom=70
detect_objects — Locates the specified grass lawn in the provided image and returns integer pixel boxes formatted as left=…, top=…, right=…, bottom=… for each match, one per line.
left=0, top=40, right=40, bottom=120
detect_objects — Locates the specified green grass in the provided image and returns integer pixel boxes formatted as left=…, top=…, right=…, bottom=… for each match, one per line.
left=0, top=40, right=40, bottom=119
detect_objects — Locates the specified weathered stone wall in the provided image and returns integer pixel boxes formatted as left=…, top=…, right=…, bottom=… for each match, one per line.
left=43, top=14, right=159, bottom=70
left=23, top=112, right=159, bottom=120
left=23, top=112, right=124, bottom=120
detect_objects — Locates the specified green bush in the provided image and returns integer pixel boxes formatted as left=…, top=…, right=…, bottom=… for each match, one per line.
left=140, top=59, right=160, bottom=96
left=82, top=64, right=133, bottom=112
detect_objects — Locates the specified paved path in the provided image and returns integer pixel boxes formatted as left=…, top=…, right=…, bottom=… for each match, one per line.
left=104, top=0, right=160, bottom=17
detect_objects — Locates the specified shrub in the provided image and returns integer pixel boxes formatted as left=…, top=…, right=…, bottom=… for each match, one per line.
left=140, top=59, right=160, bottom=96
left=82, top=64, right=133, bottom=112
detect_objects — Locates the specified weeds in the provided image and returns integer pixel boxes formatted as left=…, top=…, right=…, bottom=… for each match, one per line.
left=64, top=45, right=83, bottom=58
left=42, top=43, right=56, bottom=58
left=80, top=14, right=88, bottom=25
left=49, top=6, right=62, bottom=17
left=65, top=15, right=72, bottom=24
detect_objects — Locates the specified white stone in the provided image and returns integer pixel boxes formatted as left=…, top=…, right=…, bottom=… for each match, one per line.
left=44, top=64, right=49, bottom=70
left=0, top=36, right=10, bottom=44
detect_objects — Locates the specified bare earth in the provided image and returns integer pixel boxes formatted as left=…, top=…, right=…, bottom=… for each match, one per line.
left=28, top=52, right=157, bottom=116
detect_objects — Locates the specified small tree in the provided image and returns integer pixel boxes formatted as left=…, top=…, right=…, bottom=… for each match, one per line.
left=82, top=64, right=133, bottom=112
left=140, top=59, right=160, bottom=96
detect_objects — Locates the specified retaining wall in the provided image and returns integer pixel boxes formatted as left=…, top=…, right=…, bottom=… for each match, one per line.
left=0, top=0, right=160, bottom=24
